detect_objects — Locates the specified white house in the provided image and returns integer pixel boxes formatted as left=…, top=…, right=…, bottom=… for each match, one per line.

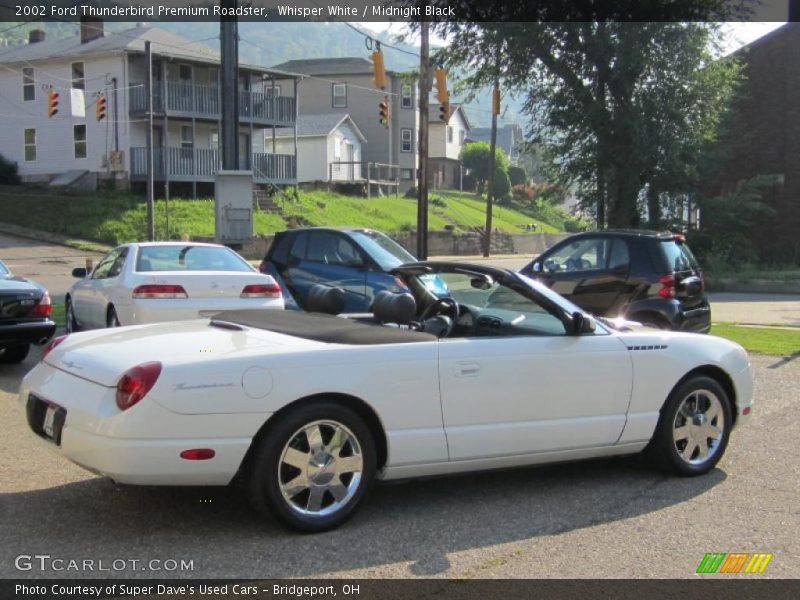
left=0, top=21, right=299, bottom=197
left=268, top=113, right=366, bottom=183
left=428, top=104, right=471, bottom=190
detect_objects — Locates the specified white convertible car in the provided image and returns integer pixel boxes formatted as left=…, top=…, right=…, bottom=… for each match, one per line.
left=20, top=262, right=752, bottom=532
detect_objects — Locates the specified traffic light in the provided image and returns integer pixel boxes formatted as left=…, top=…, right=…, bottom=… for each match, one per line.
left=47, top=88, right=59, bottom=118
left=439, top=101, right=450, bottom=123
left=95, top=94, right=107, bottom=121
left=492, top=87, right=501, bottom=116
left=434, top=68, right=448, bottom=103
left=434, top=68, right=449, bottom=122
left=379, top=96, right=390, bottom=128
left=372, top=50, right=386, bottom=90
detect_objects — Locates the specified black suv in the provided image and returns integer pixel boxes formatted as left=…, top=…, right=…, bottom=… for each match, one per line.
left=519, top=230, right=710, bottom=332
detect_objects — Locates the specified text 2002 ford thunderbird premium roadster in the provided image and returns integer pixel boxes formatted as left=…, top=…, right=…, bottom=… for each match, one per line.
left=20, top=262, right=753, bottom=532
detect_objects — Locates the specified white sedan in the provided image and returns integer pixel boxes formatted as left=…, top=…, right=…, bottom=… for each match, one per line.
left=65, top=242, right=283, bottom=331
left=21, top=262, right=752, bottom=532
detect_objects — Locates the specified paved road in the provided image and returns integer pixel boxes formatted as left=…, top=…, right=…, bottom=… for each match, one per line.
left=0, top=233, right=104, bottom=303
left=1, top=350, right=798, bottom=579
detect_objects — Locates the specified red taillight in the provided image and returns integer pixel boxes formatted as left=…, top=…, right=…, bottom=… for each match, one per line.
left=673, top=233, right=686, bottom=243
left=41, top=334, right=68, bottom=361
left=658, top=274, right=676, bottom=299
left=115, top=361, right=162, bottom=411
left=180, top=449, right=216, bottom=460
left=241, top=283, right=281, bottom=298
left=132, top=284, right=188, bottom=299
left=30, top=291, right=52, bottom=317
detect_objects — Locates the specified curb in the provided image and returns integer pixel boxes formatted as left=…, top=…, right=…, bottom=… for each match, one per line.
left=0, top=221, right=110, bottom=255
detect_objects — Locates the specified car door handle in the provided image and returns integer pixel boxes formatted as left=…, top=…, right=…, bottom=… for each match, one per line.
left=453, top=362, right=481, bottom=377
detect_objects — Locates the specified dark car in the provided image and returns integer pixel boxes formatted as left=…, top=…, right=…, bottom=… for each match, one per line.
left=260, top=228, right=448, bottom=312
left=519, top=230, right=710, bottom=332
left=0, top=259, right=56, bottom=363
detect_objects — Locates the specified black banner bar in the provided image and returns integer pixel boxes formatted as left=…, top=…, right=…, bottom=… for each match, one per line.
left=3, top=579, right=800, bottom=600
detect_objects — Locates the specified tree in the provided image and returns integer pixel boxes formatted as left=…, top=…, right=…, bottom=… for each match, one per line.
left=508, top=165, right=528, bottom=186
left=459, top=142, right=509, bottom=193
left=424, top=3, right=749, bottom=228
left=493, top=166, right=512, bottom=199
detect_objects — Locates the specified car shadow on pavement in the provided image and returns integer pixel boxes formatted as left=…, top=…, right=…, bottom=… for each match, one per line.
left=0, top=455, right=726, bottom=578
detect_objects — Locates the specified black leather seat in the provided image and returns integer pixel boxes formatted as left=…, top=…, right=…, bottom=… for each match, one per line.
left=372, top=291, right=417, bottom=325
left=306, top=284, right=346, bottom=315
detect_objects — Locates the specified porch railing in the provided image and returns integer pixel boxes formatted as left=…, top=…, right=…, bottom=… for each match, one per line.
left=130, top=147, right=296, bottom=182
left=130, top=83, right=295, bottom=123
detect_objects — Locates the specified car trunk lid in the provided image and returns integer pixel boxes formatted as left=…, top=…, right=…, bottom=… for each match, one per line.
left=659, top=238, right=706, bottom=308
left=0, top=280, right=41, bottom=319
left=134, top=271, right=277, bottom=300
left=45, top=320, right=318, bottom=387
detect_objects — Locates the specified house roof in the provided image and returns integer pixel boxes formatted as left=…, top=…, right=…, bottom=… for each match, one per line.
left=271, top=57, right=400, bottom=78
left=0, top=26, right=289, bottom=76
left=273, top=113, right=367, bottom=142
left=428, top=104, right=470, bottom=129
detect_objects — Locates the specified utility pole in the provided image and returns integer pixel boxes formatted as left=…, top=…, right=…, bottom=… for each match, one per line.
left=417, top=21, right=430, bottom=260
left=220, top=0, right=239, bottom=170
left=483, top=51, right=501, bottom=257
left=145, top=40, right=155, bottom=242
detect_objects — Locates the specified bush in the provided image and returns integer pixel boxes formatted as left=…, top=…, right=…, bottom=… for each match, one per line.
left=403, top=185, right=417, bottom=199
left=0, top=154, right=20, bottom=185
left=430, top=196, right=447, bottom=208
left=508, top=165, right=528, bottom=186
left=512, top=184, right=536, bottom=201
left=493, top=167, right=511, bottom=200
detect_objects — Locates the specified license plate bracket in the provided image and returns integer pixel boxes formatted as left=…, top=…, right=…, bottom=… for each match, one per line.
left=26, top=394, right=67, bottom=445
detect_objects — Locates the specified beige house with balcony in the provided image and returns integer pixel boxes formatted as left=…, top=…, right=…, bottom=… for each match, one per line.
left=0, top=22, right=299, bottom=197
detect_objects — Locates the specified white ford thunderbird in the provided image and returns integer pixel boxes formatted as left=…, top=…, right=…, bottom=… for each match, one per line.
left=20, top=262, right=752, bottom=532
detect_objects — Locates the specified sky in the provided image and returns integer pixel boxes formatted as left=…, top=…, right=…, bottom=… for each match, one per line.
left=357, top=22, right=787, bottom=55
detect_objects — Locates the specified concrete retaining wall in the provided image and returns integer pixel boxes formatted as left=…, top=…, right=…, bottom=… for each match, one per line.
left=205, top=231, right=570, bottom=261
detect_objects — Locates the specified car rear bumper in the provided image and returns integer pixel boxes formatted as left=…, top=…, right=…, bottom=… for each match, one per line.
left=678, top=304, right=711, bottom=333
left=0, top=319, right=56, bottom=346
left=19, top=362, right=265, bottom=486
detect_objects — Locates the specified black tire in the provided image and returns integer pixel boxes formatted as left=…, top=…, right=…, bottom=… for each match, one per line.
left=106, top=306, right=120, bottom=328
left=0, top=343, right=30, bottom=363
left=648, top=375, right=732, bottom=476
left=65, top=296, right=80, bottom=333
left=246, top=401, right=376, bottom=532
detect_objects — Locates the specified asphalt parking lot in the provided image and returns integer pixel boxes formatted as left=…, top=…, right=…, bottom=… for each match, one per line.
left=1, top=348, right=798, bottom=579
left=2, top=233, right=799, bottom=579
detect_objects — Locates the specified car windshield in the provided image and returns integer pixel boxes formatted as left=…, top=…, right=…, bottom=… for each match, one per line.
left=136, top=245, right=254, bottom=272
left=417, top=270, right=569, bottom=336
left=350, top=231, right=416, bottom=270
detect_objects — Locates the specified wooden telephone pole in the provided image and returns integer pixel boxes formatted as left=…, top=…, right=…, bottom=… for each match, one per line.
left=417, top=22, right=430, bottom=260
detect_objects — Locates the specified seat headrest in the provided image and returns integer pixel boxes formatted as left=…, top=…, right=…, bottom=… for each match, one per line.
left=306, top=284, right=346, bottom=315
left=372, top=291, right=417, bottom=325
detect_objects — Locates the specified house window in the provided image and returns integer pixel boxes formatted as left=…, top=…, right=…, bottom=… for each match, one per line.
left=459, top=130, right=466, bottom=145
left=265, top=83, right=281, bottom=96
left=400, top=168, right=413, bottom=180
left=332, top=83, right=346, bottom=108
left=181, top=126, right=194, bottom=159
left=71, top=62, right=84, bottom=90
left=73, top=124, right=87, bottom=159
left=401, top=84, right=413, bottom=109
left=447, top=126, right=454, bottom=143
left=22, top=67, right=35, bottom=101
left=401, top=128, right=413, bottom=153
left=23, top=128, right=36, bottom=161
left=210, top=130, right=219, bottom=151
left=334, top=138, right=342, bottom=160
left=179, top=64, right=192, bottom=82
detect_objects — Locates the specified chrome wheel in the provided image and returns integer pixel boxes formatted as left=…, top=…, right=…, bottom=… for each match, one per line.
left=672, top=389, right=725, bottom=465
left=278, top=420, right=363, bottom=517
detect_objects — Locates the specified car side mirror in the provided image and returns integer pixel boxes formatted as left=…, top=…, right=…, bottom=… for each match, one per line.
left=572, top=311, right=596, bottom=335
left=72, top=267, right=87, bottom=278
